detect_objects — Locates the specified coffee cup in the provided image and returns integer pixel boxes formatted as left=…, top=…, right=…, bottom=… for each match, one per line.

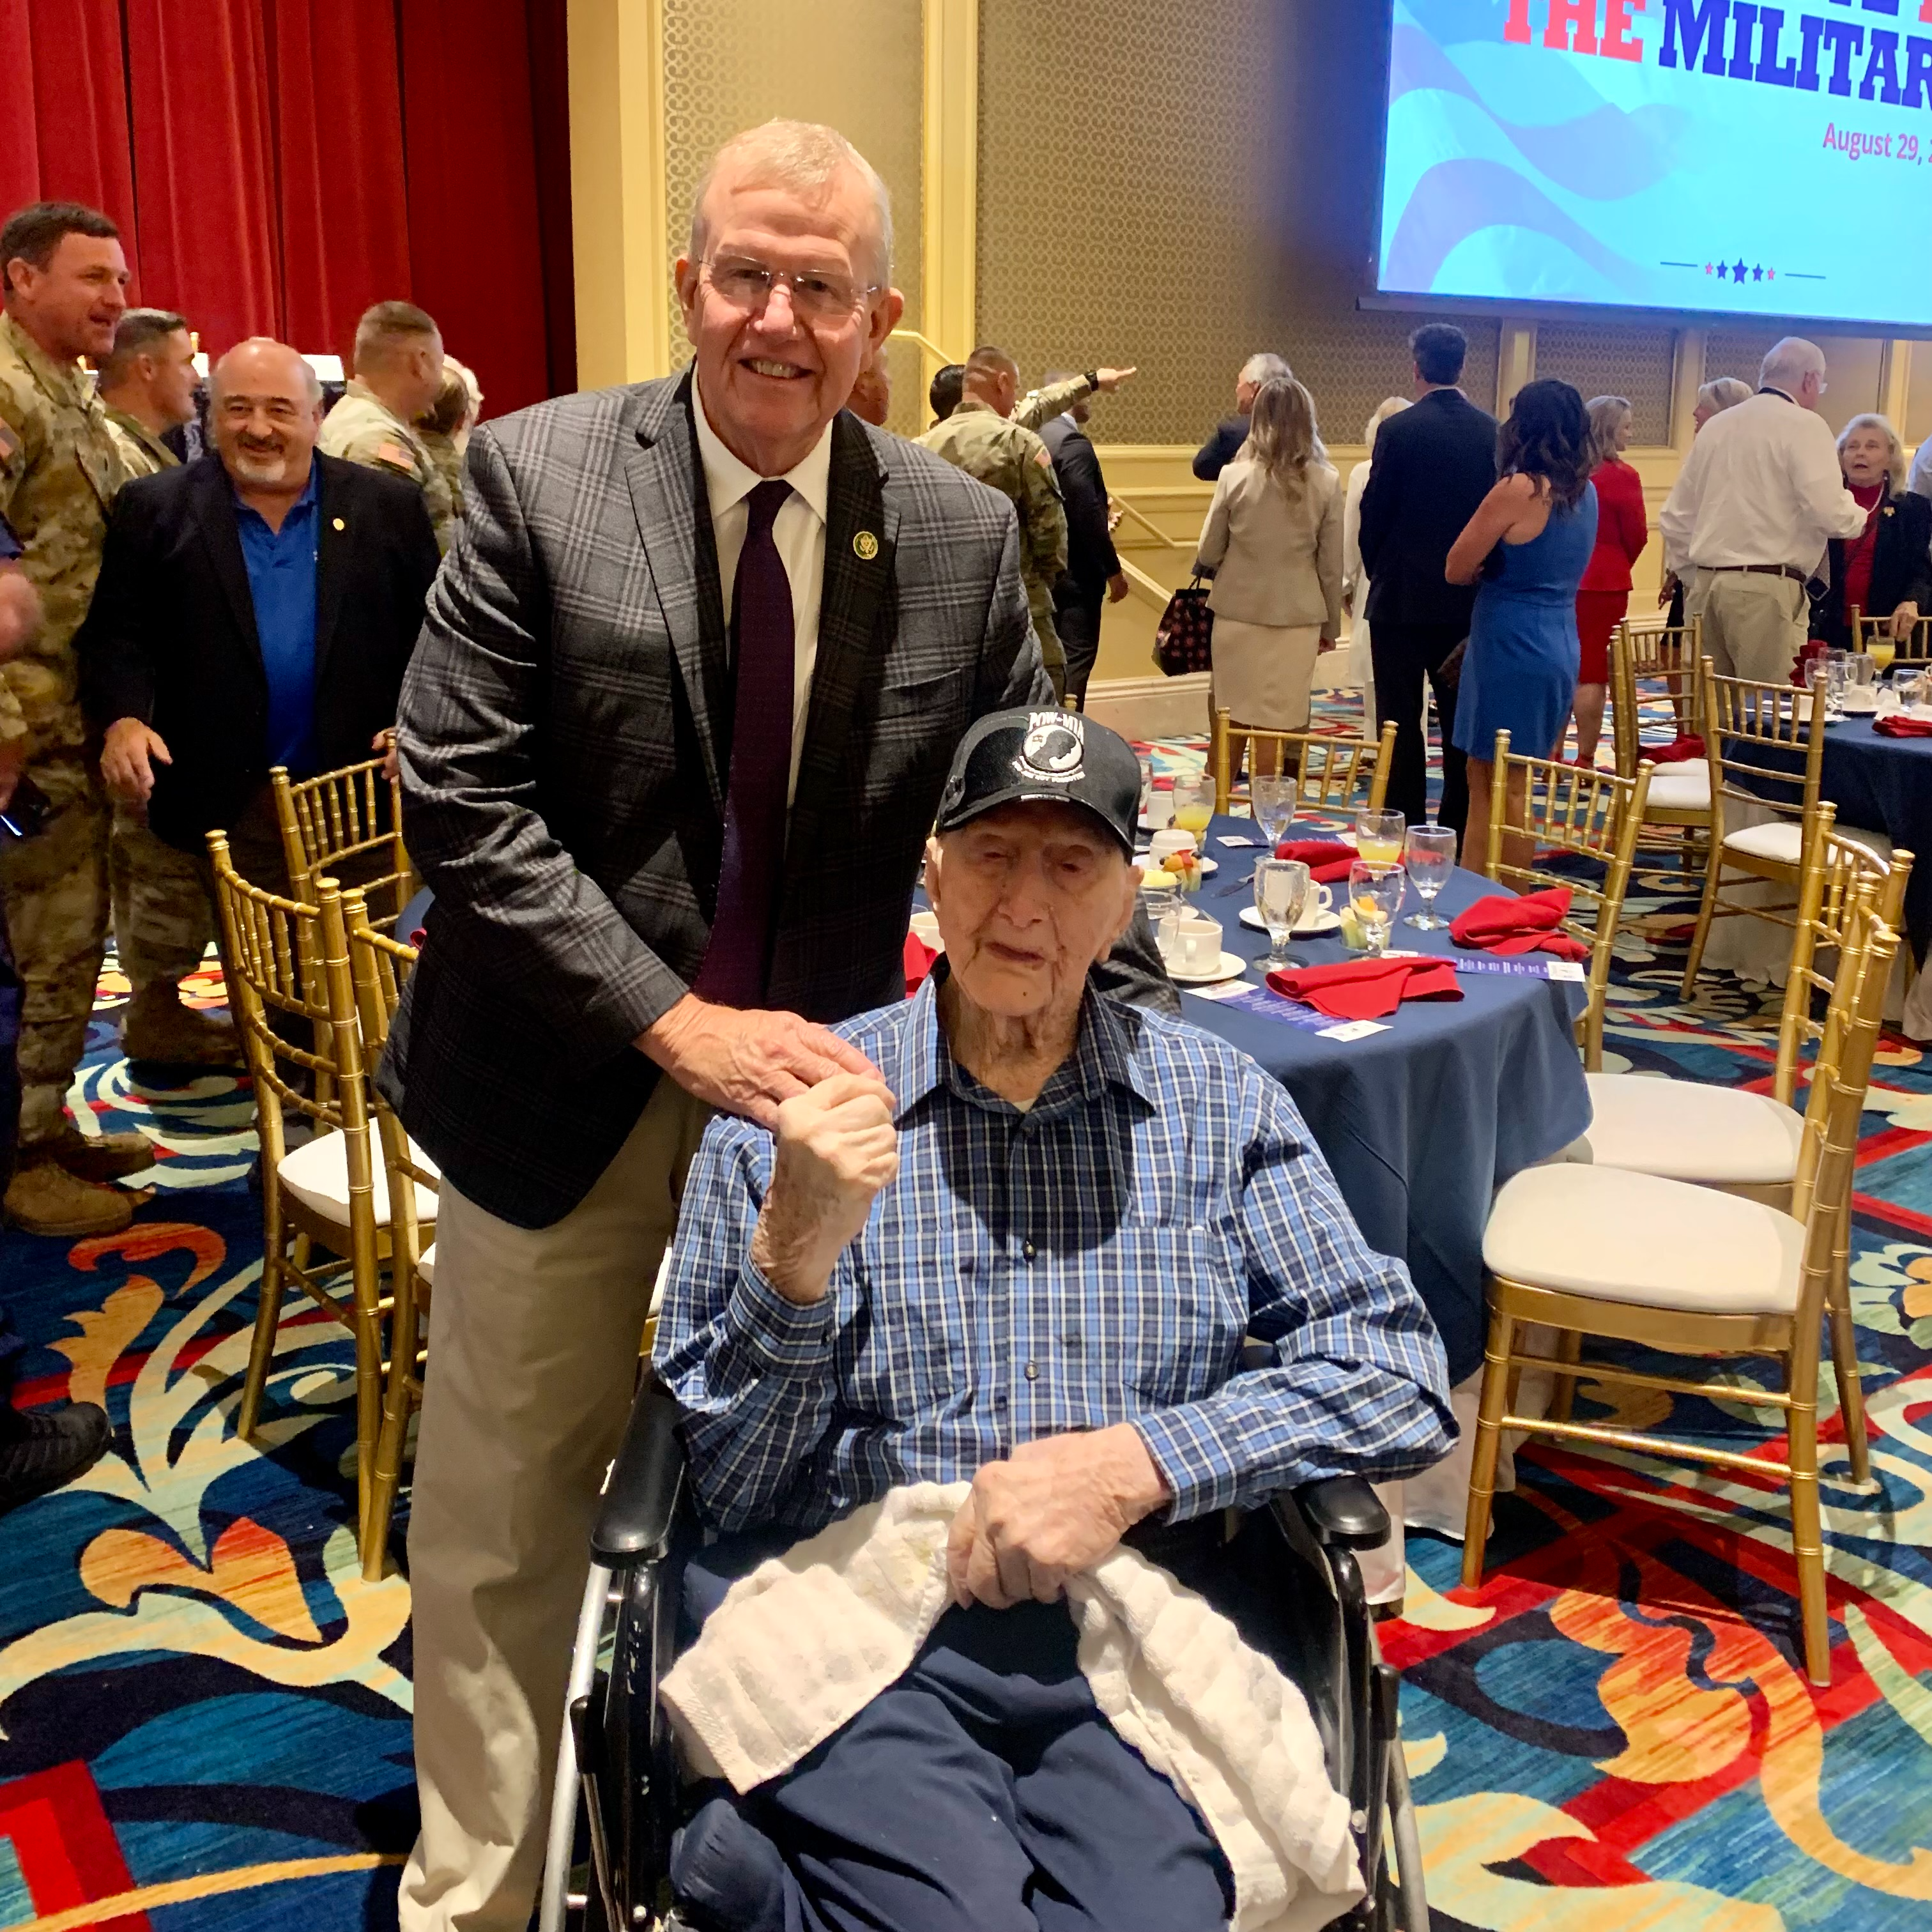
left=1147, top=828, right=1198, bottom=864
left=1175, top=912, right=1222, bottom=972
left=1142, top=785, right=1175, bottom=831
left=1296, top=883, right=1334, bottom=930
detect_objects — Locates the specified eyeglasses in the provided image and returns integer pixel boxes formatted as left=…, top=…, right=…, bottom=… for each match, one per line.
left=700, top=255, right=878, bottom=324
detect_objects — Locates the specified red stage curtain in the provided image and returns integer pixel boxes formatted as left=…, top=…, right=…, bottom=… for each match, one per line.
left=125, top=0, right=282, bottom=356
left=401, top=0, right=556, bottom=417
left=268, top=0, right=413, bottom=363
left=0, top=0, right=142, bottom=291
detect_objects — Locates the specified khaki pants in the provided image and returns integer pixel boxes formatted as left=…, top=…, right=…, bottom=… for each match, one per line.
left=1689, top=569, right=1808, bottom=685
left=111, top=808, right=217, bottom=991
left=398, top=1076, right=716, bottom=1932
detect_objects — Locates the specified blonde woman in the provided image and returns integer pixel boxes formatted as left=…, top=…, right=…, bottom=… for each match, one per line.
left=1569, top=394, right=1647, bottom=767
left=1813, top=411, right=1932, bottom=650
left=1192, top=376, right=1342, bottom=772
left=1342, top=395, right=1411, bottom=726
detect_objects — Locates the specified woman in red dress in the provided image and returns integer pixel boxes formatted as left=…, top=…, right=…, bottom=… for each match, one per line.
left=1570, top=395, right=1649, bottom=766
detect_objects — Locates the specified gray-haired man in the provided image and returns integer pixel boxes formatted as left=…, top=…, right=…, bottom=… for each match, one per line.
left=1192, top=350, right=1293, bottom=480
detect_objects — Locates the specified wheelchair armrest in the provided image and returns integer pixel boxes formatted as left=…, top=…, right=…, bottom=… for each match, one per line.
left=1292, top=1475, right=1390, bottom=1552
left=592, top=1373, right=687, bottom=1568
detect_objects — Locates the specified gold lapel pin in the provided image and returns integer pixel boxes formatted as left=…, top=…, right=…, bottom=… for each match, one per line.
left=332, top=516, right=346, bottom=532
left=854, top=530, right=879, bottom=561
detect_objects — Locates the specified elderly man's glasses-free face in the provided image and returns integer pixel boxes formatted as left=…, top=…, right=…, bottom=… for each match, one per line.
left=700, top=255, right=880, bottom=326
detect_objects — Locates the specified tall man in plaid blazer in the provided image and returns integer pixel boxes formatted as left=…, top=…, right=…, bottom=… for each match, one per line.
left=384, top=120, right=1050, bottom=1930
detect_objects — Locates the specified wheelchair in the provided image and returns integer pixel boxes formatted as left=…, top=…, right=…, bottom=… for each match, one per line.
left=537, top=1372, right=1429, bottom=1932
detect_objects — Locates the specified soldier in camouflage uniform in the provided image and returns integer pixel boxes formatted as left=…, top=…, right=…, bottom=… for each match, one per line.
left=918, top=346, right=1072, bottom=699
left=1013, top=361, right=1136, bottom=434
left=93, top=307, right=235, bottom=1071
left=0, top=202, right=159, bottom=1238
left=319, top=299, right=454, bottom=553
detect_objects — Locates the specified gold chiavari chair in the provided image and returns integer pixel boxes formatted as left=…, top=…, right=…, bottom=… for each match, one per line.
left=1609, top=620, right=1708, bottom=868
left=1853, top=608, right=1932, bottom=664
left=272, top=752, right=418, bottom=924
left=209, top=844, right=434, bottom=1538
left=1211, top=712, right=1397, bottom=821
left=1463, top=901, right=1899, bottom=1685
left=1678, top=663, right=1841, bottom=998
left=1480, top=733, right=1652, bottom=1072
left=339, top=887, right=436, bottom=1580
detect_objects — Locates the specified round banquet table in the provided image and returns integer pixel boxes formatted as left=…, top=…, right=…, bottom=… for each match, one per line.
left=1169, top=817, right=1590, bottom=1384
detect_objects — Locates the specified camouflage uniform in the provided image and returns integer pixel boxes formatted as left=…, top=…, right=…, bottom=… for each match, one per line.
left=918, top=398, right=1070, bottom=698
left=0, top=311, right=125, bottom=1145
left=320, top=378, right=456, bottom=554
left=419, top=427, right=465, bottom=537
left=1014, top=372, right=1096, bottom=436
left=95, top=404, right=217, bottom=997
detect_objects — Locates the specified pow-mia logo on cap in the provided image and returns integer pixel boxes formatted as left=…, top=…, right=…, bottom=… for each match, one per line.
left=1014, top=712, right=1085, bottom=786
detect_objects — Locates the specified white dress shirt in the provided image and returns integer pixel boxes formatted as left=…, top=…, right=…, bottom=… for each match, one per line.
left=1907, top=436, right=1932, bottom=502
left=1659, top=388, right=1866, bottom=579
left=691, top=383, right=834, bottom=804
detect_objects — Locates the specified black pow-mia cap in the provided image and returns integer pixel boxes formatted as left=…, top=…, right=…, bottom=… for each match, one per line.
left=934, top=707, right=1141, bottom=857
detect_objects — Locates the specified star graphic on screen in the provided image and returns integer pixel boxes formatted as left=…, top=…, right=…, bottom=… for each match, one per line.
left=1732, top=259, right=1749, bottom=282
left=1705, top=261, right=1714, bottom=274
left=1752, top=264, right=1764, bottom=282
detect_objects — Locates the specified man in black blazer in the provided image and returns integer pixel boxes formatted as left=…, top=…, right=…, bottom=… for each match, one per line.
left=380, top=121, right=1057, bottom=1931
left=1042, top=378, right=1126, bottom=708
left=80, top=338, right=438, bottom=891
left=1192, top=350, right=1292, bottom=480
left=1356, top=324, right=1498, bottom=837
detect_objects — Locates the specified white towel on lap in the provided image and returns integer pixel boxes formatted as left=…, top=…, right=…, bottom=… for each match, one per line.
left=660, top=1482, right=1363, bottom=1932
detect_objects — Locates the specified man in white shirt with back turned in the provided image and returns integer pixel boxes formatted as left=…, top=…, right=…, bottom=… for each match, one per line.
left=1660, top=337, right=1866, bottom=685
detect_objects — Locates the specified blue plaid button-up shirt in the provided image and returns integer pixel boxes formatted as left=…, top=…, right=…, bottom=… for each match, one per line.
left=656, top=974, right=1454, bottom=1535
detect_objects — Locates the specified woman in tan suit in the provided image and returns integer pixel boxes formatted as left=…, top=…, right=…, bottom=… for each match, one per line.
left=1193, top=376, right=1343, bottom=776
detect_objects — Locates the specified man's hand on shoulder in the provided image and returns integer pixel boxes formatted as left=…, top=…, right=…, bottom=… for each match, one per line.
left=747, top=1071, right=900, bottom=1307
left=947, top=1425, right=1172, bottom=1610
left=100, top=717, right=171, bottom=806
left=638, top=995, right=884, bottom=1128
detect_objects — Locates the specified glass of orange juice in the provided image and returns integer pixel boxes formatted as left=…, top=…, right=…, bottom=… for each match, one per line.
left=1870, top=635, right=1897, bottom=675
left=1173, top=776, right=1215, bottom=841
left=1354, top=808, right=1406, bottom=865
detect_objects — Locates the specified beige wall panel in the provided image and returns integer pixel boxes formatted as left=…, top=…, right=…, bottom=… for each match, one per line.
left=1531, top=321, right=1676, bottom=446
left=659, top=0, right=925, bottom=434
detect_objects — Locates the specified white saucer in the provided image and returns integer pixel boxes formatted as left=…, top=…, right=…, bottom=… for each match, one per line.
left=1167, top=950, right=1248, bottom=985
left=1137, top=852, right=1218, bottom=877
left=1239, top=906, right=1342, bottom=937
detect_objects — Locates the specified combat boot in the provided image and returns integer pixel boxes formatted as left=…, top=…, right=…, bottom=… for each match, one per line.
left=38, top=1122, right=158, bottom=1182
left=1, top=1159, right=138, bottom=1238
left=0, top=1401, right=111, bottom=1515
left=122, top=983, right=243, bottom=1068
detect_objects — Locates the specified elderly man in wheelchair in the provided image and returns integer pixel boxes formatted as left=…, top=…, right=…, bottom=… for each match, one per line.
left=565, top=710, right=1453, bottom=1932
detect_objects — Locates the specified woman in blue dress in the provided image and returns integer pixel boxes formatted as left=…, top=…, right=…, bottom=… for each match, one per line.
left=1446, top=379, right=1598, bottom=867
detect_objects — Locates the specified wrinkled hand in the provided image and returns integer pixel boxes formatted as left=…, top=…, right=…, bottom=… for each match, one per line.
left=747, top=1071, right=900, bottom=1305
left=1092, top=366, right=1137, bottom=393
left=639, top=995, right=883, bottom=1130
left=1107, top=570, right=1130, bottom=605
left=1892, top=602, right=1921, bottom=641
left=100, top=717, right=171, bottom=806
left=372, top=726, right=399, bottom=782
left=946, top=1427, right=1171, bottom=1609
left=0, top=735, right=24, bottom=815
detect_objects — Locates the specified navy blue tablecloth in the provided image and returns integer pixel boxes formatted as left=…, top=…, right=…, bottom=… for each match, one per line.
left=1739, top=718, right=1932, bottom=958
left=1174, top=819, right=1590, bottom=1382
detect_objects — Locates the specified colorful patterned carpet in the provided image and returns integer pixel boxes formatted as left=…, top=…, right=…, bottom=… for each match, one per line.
left=1, top=694, right=1929, bottom=1929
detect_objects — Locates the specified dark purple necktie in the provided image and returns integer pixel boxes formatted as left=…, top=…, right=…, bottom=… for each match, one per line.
left=695, top=478, right=794, bottom=1008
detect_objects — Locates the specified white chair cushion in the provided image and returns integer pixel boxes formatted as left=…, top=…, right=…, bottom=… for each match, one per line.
left=1483, top=1165, right=1804, bottom=1315
left=1644, top=766, right=1710, bottom=811
left=1572, top=1071, right=1804, bottom=1186
left=278, top=1130, right=441, bottom=1229
left=1722, top=818, right=1892, bottom=865
left=417, top=1241, right=436, bottom=1285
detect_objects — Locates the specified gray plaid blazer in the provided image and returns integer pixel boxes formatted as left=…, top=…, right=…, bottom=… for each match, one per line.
left=380, top=369, right=1046, bottom=1227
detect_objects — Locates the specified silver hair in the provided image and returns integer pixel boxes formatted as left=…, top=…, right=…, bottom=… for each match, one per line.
left=1363, top=394, right=1409, bottom=448
left=1837, top=411, right=1906, bottom=491
left=1696, top=376, right=1752, bottom=415
left=1759, top=336, right=1827, bottom=394
left=211, top=337, right=321, bottom=404
left=689, top=119, right=893, bottom=284
left=1584, top=394, right=1632, bottom=466
left=1239, top=352, right=1292, bottom=388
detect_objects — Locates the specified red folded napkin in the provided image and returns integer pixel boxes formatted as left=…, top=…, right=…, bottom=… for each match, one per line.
left=1450, top=887, right=1591, bottom=961
left=1642, top=734, right=1705, bottom=765
left=1265, top=956, right=1462, bottom=1020
left=903, top=932, right=938, bottom=997
left=1274, top=837, right=1358, bottom=884
left=1874, top=714, right=1932, bottom=739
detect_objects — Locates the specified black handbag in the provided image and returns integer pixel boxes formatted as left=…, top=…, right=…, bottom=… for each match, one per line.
left=1153, top=577, right=1213, bottom=677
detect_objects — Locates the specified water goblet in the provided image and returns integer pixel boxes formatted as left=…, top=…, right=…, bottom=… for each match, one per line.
left=1403, top=823, right=1457, bottom=929
left=1250, top=773, right=1294, bottom=850
left=1253, top=857, right=1310, bottom=965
